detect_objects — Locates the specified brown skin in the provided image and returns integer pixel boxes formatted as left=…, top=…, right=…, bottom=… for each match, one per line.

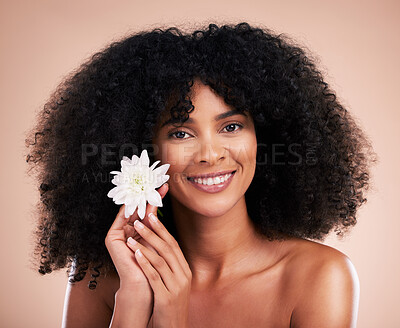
left=62, top=80, right=360, bottom=328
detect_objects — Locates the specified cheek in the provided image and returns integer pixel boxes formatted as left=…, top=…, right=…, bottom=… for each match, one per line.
left=158, top=143, right=196, bottom=165
left=157, top=143, right=191, bottom=185
left=230, top=133, right=257, bottom=167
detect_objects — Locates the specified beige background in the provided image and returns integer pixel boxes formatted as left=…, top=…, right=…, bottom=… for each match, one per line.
left=1, top=0, right=398, bottom=327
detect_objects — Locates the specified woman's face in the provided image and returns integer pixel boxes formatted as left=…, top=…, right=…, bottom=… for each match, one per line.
left=152, top=80, right=257, bottom=217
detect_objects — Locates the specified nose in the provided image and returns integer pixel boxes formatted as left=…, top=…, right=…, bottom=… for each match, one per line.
left=193, top=137, right=226, bottom=165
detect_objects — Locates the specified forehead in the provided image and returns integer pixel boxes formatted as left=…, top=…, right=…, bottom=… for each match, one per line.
left=161, top=109, right=248, bottom=128
left=158, top=80, right=249, bottom=128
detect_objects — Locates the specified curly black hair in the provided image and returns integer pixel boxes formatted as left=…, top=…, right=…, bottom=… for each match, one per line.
left=24, top=22, right=378, bottom=290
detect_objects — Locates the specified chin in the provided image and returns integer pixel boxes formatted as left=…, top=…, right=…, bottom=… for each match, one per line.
left=191, top=206, right=232, bottom=218
left=184, top=193, right=242, bottom=218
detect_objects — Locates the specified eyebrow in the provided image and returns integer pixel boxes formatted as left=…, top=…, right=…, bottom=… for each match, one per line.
left=160, top=109, right=247, bottom=128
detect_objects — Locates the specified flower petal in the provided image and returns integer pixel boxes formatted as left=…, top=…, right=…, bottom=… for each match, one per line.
left=124, top=205, right=135, bottom=218
left=124, top=197, right=140, bottom=217
left=114, top=197, right=127, bottom=205
left=139, top=149, right=150, bottom=167
left=114, top=190, right=128, bottom=204
left=154, top=174, right=170, bottom=188
left=152, top=163, right=170, bottom=177
left=137, top=196, right=147, bottom=220
left=130, top=155, right=139, bottom=165
left=146, top=189, right=163, bottom=207
left=149, top=160, right=160, bottom=171
left=110, top=171, right=121, bottom=175
left=107, top=186, right=120, bottom=198
left=128, top=194, right=140, bottom=205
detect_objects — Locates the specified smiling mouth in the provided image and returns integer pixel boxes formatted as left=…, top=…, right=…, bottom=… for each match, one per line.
left=187, top=170, right=236, bottom=186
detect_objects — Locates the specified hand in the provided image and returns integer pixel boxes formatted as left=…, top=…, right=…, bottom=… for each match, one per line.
left=126, top=210, right=192, bottom=328
left=105, top=183, right=169, bottom=291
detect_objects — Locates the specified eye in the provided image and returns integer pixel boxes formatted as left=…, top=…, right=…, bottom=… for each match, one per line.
left=222, top=123, right=243, bottom=133
left=168, top=130, right=191, bottom=139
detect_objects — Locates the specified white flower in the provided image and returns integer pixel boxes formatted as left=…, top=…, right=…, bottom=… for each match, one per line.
left=107, top=149, right=170, bottom=219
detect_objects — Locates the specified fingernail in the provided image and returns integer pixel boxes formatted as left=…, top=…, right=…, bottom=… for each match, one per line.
left=127, top=237, right=137, bottom=245
left=136, top=249, right=143, bottom=257
left=134, top=220, right=144, bottom=229
left=149, top=213, right=158, bottom=223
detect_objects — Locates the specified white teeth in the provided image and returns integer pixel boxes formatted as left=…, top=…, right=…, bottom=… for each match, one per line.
left=193, top=173, right=232, bottom=185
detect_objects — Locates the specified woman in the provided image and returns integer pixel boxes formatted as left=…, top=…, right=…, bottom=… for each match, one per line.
left=25, top=22, right=376, bottom=327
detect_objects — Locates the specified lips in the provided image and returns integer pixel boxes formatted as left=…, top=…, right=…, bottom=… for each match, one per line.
left=187, top=170, right=236, bottom=194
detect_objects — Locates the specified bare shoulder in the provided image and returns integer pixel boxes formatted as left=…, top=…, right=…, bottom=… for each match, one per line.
left=284, top=237, right=359, bottom=291
left=62, top=264, right=120, bottom=328
left=285, top=237, right=356, bottom=271
left=102, top=269, right=121, bottom=309
left=283, top=238, right=360, bottom=328
left=69, top=265, right=119, bottom=304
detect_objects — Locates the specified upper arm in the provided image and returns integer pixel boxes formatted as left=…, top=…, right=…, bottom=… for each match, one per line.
left=291, top=253, right=360, bottom=328
left=62, top=264, right=114, bottom=328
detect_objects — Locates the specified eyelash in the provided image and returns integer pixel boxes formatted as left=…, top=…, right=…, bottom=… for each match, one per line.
left=167, top=122, right=243, bottom=139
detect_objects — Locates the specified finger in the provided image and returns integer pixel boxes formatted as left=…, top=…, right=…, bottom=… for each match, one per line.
left=133, top=248, right=170, bottom=298
left=107, top=204, right=141, bottom=247
left=147, top=213, right=192, bottom=278
left=108, top=204, right=128, bottom=231
left=127, top=237, right=176, bottom=293
left=133, top=218, right=189, bottom=281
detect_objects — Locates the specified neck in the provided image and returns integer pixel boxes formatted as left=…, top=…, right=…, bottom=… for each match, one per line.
left=169, top=196, right=272, bottom=288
